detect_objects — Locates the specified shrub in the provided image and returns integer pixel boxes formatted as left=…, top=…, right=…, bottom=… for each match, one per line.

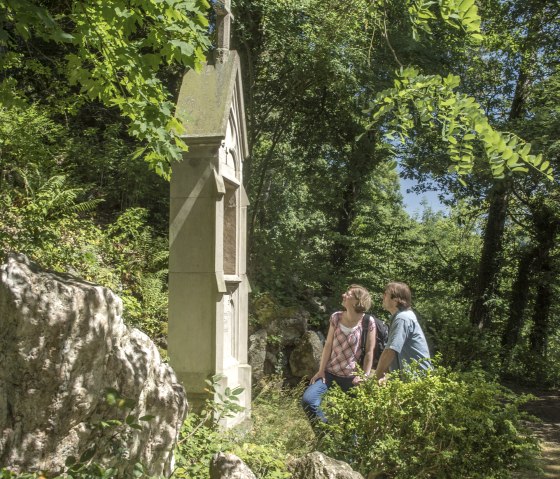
left=320, top=364, right=539, bottom=478
left=172, top=375, right=314, bottom=479
left=229, top=442, right=290, bottom=479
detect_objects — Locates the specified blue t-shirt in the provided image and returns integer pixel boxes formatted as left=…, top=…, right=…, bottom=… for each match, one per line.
left=386, top=309, right=432, bottom=372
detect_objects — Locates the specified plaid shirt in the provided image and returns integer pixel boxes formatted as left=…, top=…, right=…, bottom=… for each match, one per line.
left=326, top=312, right=374, bottom=377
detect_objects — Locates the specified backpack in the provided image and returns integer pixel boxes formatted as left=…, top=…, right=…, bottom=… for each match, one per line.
left=360, top=314, right=389, bottom=369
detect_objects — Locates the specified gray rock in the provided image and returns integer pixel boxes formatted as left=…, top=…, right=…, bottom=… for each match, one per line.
left=248, top=329, right=267, bottom=382
left=289, top=452, right=364, bottom=479
left=311, top=296, right=327, bottom=313
left=289, top=331, right=324, bottom=378
left=210, top=452, right=257, bottom=479
left=267, top=309, right=308, bottom=347
left=0, top=253, right=186, bottom=477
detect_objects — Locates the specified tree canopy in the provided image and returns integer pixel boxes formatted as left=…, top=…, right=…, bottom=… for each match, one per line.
left=0, top=0, right=211, bottom=177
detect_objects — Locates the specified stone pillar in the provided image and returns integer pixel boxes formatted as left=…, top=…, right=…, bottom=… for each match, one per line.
left=169, top=53, right=251, bottom=427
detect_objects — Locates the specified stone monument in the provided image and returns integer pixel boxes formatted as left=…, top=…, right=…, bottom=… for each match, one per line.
left=168, top=0, right=251, bottom=426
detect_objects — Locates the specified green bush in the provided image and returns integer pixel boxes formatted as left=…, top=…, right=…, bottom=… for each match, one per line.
left=320, top=365, right=539, bottom=478
left=172, top=375, right=313, bottom=479
left=229, top=442, right=290, bottom=479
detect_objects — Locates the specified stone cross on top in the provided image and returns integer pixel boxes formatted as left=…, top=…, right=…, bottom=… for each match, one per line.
left=214, top=0, right=233, bottom=56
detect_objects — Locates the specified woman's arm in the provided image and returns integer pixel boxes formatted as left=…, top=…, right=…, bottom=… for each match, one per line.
left=310, top=321, right=335, bottom=384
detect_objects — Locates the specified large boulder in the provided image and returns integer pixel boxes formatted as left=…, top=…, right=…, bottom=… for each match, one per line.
left=267, top=308, right=308, bottom=348
left=248, top=329, right=267, bottom=383
left=289, top=452, right=364, bottom=479
left=210, top=452, right=256, bottom=479
left=289, top=331, right=324, bottom=378
left=0, top=254, right=186, bottom=476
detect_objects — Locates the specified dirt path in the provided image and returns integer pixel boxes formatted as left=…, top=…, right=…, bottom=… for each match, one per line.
left=514, top=387, right=560, bottom=478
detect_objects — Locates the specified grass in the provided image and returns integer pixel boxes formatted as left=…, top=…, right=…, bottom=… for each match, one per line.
left=219, top=376, right=317, bottom=479
left=246, top=376, right=316, bottom=457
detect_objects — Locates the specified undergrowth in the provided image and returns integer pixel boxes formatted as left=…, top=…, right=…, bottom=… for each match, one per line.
left=172, top=375, right=314, bottom=479
left=1, top=370, right=542, bottom=479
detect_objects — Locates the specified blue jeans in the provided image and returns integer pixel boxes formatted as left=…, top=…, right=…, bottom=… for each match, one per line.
left=301, top=371, right=355, bottom=424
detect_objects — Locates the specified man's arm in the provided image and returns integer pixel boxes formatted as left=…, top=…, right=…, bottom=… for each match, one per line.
left=375, top=347, right=397, bottom=381
left=376, top=314, right=407, bottom=381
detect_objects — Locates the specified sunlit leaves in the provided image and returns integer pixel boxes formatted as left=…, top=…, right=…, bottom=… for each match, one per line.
left=399, top=0, right=483, bottom=42
left=366, top=68, right=553, bottom=181
left=0, top=0, right=211, bottom=179
left=439, top=0, right=482, bottom=40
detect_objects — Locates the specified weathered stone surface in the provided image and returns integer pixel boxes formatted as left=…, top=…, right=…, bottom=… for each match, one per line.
left=264, top=350, right=289, bottom=376
left=210, top=452, right=257, bottom=479
left=289, top=331, right=324, bottom=378
left=268, top=309, right=308, bottom=348
left=311, top=296, right=327, bottom=313
left=0, top=254, right=186, bottom=476
left=288, top=452, right=364, bottom=479
left=248, top=329, right=267, bottom=382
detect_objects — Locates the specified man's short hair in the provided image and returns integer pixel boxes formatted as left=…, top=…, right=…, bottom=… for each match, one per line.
left=348, top=284, right=372, bottom=313
left=385, top=282, right=412, bottom=310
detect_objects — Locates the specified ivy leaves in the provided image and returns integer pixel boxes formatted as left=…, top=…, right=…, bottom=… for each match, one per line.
left=0, top=0, right=211, bottom=179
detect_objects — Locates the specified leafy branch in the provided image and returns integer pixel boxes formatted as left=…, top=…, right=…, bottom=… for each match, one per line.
left=0, top=0, right=212, bottom=179
left=365, top=68, right=553, bottom=183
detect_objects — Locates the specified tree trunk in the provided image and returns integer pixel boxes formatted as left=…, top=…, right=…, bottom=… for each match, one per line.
left=529, top=207, right=560, bottom=358
left=530, top=277, right=552, bottom=358
left=329, top=132, right=377, bottom=279
left=469, top=47, right=533, bottom=330
left=501, top=246, right=536, bottom=352
left=469, top=179, right=509, bottom=329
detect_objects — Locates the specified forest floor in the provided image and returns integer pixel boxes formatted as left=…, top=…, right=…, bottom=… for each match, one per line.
left=511, top=385, right=560, bottom=478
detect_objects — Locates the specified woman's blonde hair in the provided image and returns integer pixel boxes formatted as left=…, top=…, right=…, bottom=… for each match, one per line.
left=347, top=284, right=371, bottom=313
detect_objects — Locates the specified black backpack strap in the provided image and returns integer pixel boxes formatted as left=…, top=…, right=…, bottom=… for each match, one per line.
left=361, top=314, right=371, bottom=358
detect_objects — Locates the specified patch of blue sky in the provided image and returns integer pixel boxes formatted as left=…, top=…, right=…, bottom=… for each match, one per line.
left=399, top=176, right=449, bottom=218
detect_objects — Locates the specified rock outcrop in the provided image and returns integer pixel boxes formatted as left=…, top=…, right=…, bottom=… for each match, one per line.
left=248, top=307, right=318, bottom=382
left=289, top=452, right=364, bottom=479
left=0, top=254, right=186, bottom=476
left=289, top=331, right=323, bottom=378
left=248, top=329, right=268, bottom=382
left=210, top=452, right=257, bottom=479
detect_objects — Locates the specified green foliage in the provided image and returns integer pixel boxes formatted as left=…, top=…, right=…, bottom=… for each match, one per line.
left=366, top=68, right=553, bottom=180
left=172, top=375, right=313, bottom=479
left=0, top=0, right=212, bottom=177
left=0, top=470, right=38, bottom=479
left=247, top=377, right=315, bottom=458
left=172, top=374, right=244, bottom=479
left=403, top=0, right=483, bottom=41
left=223, top=377, right=314, bottom=479
left=321, top=364, right=539, bottom=478
left=105, top=208, right=169, bottom=342
left=229, top=443, right=290, bottom=479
